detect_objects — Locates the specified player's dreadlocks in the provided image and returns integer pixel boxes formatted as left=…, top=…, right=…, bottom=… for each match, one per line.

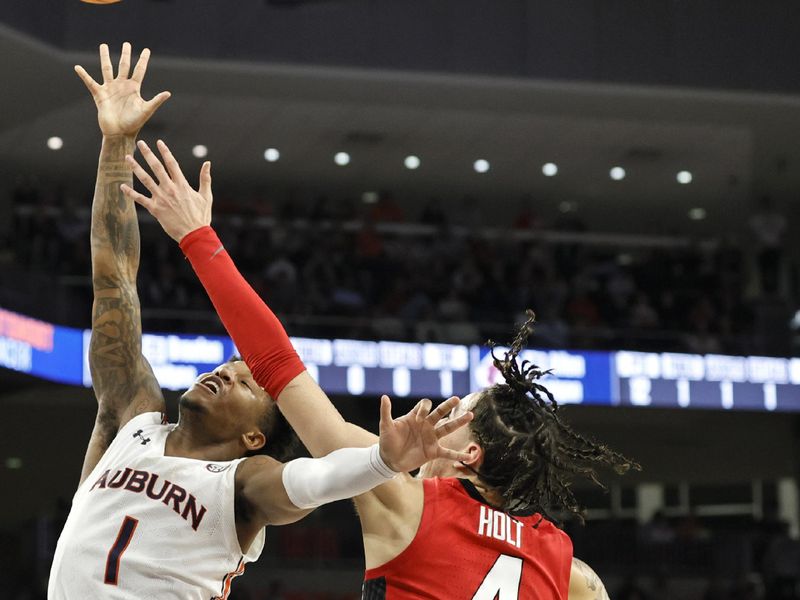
left=468, top=311, right=638, bottom=522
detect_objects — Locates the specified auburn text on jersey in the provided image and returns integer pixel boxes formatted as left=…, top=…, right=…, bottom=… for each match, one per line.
left=90, top=467, right=208, bottom=531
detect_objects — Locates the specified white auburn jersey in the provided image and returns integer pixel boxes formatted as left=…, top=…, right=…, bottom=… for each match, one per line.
left=48, top=412, right=265, bottom=600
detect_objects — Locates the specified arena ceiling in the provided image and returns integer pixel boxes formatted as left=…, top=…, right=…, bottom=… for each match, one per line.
left=2, top=22, right=800, bottom=234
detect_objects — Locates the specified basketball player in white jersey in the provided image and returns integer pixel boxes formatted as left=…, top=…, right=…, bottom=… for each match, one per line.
left=48, top=43, right=473, bottom=600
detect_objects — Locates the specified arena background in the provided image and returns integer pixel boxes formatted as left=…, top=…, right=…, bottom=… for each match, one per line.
left=1, top=1, right=800, bottom=598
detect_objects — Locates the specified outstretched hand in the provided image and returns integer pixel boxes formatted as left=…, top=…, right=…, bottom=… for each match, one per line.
left=121, top=140, right=212, bottom=242
left=377, top=395, right=473, bottom=473
left=75, top=42, right=170, bottom=137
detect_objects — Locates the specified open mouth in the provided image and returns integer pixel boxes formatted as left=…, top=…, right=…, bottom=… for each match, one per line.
left=198, top=375, right=223, bottom=395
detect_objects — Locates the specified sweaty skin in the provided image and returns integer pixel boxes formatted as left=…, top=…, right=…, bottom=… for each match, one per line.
left=122, top=137, right=610, bottom=599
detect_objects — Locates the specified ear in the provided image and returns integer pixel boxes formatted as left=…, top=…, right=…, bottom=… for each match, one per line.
left=453, top=441, right=484, bottom=473
left=241, top=430, right=266, bottom=453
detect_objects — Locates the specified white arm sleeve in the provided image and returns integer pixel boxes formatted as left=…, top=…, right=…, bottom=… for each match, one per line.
left=281, top=444, right=398, bottom=509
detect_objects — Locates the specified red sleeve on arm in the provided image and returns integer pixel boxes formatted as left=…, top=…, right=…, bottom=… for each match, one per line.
left=179, top=226, right=305, bottom=399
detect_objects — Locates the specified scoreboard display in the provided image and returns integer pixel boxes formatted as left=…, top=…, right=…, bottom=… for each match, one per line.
left=615, top=351, right=800, bottom=412
left=2, top=307, right=799, bottom=413
left=291, top=338, right=471, bottom=399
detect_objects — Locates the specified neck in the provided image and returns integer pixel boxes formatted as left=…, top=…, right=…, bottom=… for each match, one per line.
left=165, top=418, right=243, bottom=462
left=420, top=461, right=505, bottom=509
left=461, top=472, right=505, bottom=508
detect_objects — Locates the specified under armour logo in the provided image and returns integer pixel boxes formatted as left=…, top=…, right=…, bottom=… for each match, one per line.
left=132, top=429, right=151, bottom=446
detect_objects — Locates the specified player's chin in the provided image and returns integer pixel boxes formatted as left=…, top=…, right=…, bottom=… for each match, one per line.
left=179, top=390, right=209, bottom=413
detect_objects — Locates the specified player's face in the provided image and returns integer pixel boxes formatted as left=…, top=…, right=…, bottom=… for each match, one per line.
left=180, top=360, right=272, bottom=442
left=418, top=393, right=481, bottom=478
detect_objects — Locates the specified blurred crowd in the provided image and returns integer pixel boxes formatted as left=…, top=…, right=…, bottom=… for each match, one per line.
left=3, top=182, right=796, bottom=356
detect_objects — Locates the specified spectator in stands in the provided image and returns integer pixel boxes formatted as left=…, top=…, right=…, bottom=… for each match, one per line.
left=639, top=510, right=675, bottom=546
left=1, top=178, right=788, bottom=354
left=368, top=190, right=404, bottom=222
left=675, top=511, right=711, bottom=544
left=629, top=292, right=661, bottom=330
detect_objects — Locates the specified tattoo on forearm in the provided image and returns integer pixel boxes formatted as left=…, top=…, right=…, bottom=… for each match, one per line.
left=91, top=136, right=140, bottom=274
left=89, top=136, right=162, bottom=415
left=90, top=277, right=143, bottom=397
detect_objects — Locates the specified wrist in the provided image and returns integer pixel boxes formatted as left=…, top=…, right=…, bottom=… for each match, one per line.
left=102, top=133, right=137, bottom=143
left=374, top=444, right=400, bottom=477
left=179, top=225, right=216, bottom=249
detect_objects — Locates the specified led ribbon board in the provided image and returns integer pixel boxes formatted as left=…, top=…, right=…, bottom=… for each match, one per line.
left=2, top=307, right=799, bottom=412
left=0, top=309, right=84, bottom=385
left=470, top=345, right=614, bottom=406
left=614, top=351, right=800, bottom=412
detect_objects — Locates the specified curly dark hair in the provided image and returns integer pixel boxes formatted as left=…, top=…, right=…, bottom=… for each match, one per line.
left=254, top=408, right=299, bottom=462
left=467, top=311, right=639, bottom=522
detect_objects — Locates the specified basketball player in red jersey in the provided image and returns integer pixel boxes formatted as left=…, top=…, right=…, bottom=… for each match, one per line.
left=123, top=137, right=637, bottom=599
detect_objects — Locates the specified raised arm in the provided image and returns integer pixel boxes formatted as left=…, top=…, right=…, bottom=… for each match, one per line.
left=123, top=143, right=473, bottom=565
left=121, top=140, right=379, bottom=458
left=569, top=558, right=611, bottom=600
left=75, top=43, right=171, bottom=484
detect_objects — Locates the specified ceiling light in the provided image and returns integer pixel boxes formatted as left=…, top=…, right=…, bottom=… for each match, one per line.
left=404, top=155, right=420, bottom=170
left=264, top=148, right=280, bottom=162
left=362, top=191, right=379, bottom=204
left=473, top=159, right=490, bottom=173
left=334, top=152, right=350, bottom=166
left=192, top=145, right=208, bottom=158
left=677, top=170, right=693, bottom=184
left=610, top=167, right=626, bottom=181
left=542, top=162, right=558, bottom=177
left=47, top=136, right=63, bottom=151
left=688, top=208, right=706, bottom=220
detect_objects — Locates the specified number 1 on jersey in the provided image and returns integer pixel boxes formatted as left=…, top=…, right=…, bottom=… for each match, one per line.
left=471, top=554, right=523, bottom=600
left=105, top=516, right=139, bottom=585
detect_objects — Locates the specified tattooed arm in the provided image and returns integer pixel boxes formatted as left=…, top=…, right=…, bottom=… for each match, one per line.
left=569, top=558, right=611, bottom=600
left=74, top=43, right=171, bottom=485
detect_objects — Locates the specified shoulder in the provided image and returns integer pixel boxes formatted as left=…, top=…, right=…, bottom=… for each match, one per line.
left=531, top=515, right=572, bottom=540
left=569, top=558, right=609, bottom=600
left=234, top=455, right=282, bottom=484
left=113, top=411, right=167, bottom=444
left=122, top=410, right=167, bottom=428
left=232, top=456, right=282, bottom=526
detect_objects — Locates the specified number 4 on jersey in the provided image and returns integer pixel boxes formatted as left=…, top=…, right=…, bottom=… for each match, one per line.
left=471, top=554, right=523, bottom=600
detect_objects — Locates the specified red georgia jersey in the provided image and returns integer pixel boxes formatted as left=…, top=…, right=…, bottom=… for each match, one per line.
left=362, top=477, right=572, bottom=600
